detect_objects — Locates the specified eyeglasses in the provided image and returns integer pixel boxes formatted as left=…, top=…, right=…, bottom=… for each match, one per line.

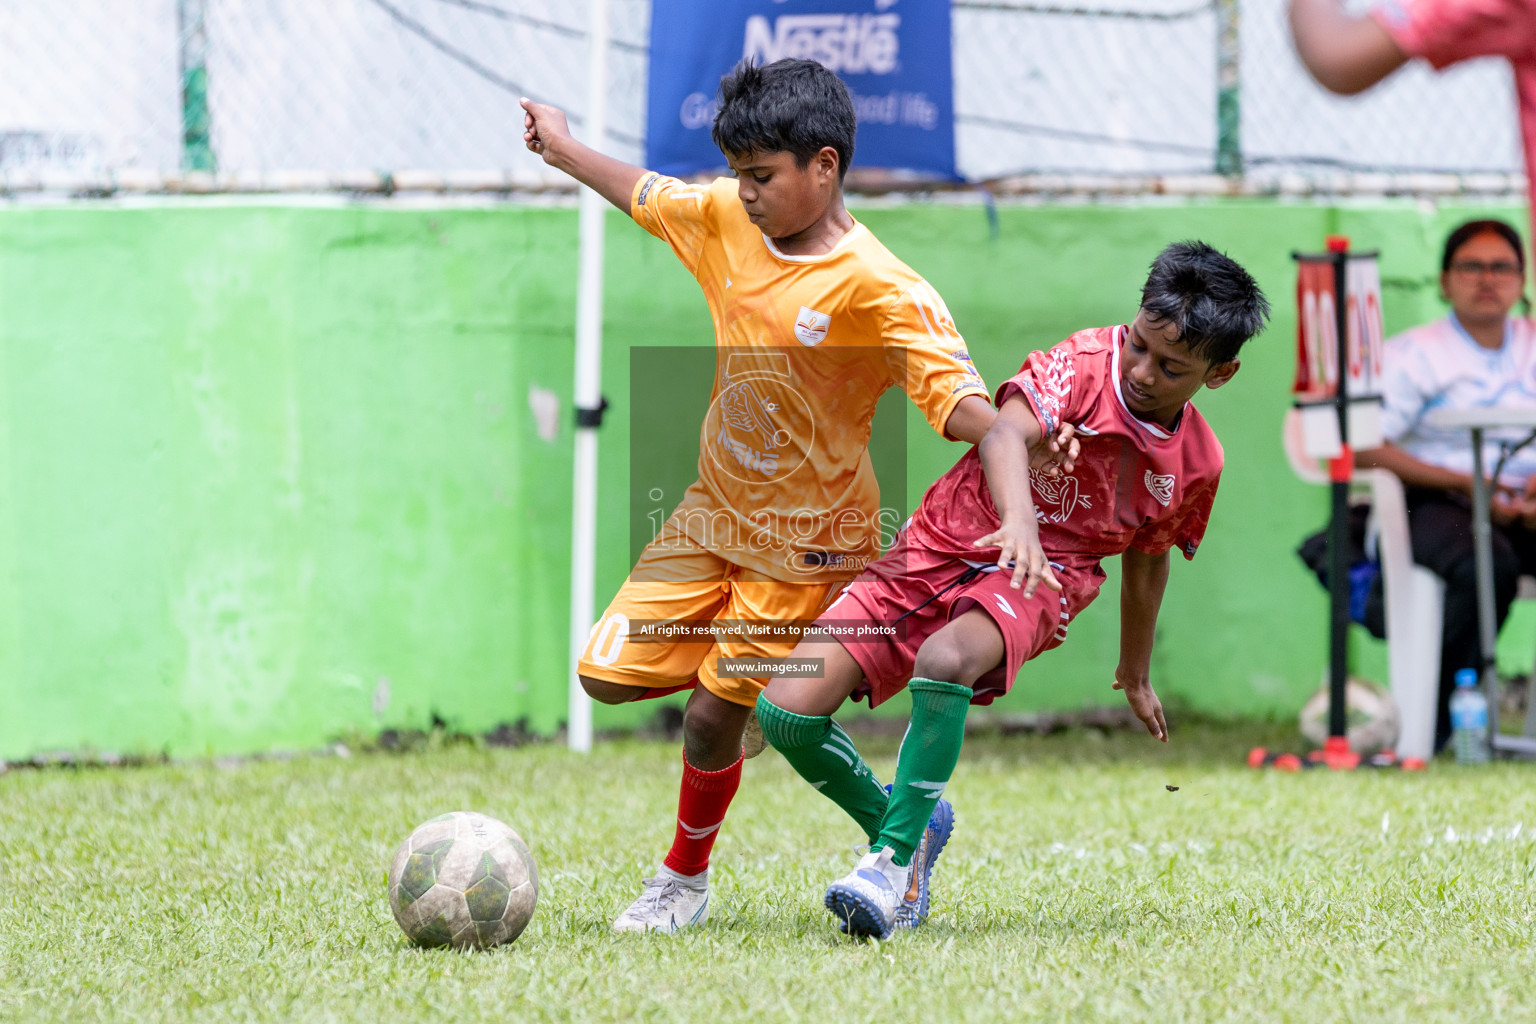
left=1449, top=260, right=1524, bottom=279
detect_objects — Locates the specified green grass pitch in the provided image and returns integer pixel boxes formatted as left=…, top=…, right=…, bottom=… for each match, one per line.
left=2, top=722, right=1535, bottom=1023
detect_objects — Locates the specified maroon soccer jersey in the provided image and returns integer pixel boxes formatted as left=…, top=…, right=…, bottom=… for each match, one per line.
left=907, top=326, right=1223, bottom=575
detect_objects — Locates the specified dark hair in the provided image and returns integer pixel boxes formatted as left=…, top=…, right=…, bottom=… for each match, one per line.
left=712, top=59, right=857, bottom=182
left=1441, top=218, right=1525, bottom=272
left=1139, top=241, right=1270, bottom=365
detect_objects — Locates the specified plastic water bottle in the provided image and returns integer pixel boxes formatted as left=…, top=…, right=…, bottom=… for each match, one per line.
left=1450, top=668, right=1490, bottom=765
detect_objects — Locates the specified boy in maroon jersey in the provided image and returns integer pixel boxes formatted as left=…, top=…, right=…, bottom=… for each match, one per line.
left=755, top=241, right=1270, bottom=939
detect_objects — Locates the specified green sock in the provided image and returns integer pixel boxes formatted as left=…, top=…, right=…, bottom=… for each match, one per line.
left=874, top=678, right=973, bottom=867
left=755, top=693, right=888, bottom=842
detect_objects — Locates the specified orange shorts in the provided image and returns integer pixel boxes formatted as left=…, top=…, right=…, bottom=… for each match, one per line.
left=578, top=522, right=843, bottom=706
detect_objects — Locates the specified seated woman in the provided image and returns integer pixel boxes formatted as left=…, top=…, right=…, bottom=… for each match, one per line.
left=1358, top=218, right=1535, bottom=749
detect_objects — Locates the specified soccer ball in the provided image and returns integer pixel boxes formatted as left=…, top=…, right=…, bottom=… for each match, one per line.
left=1298, top=675, right=1400, bottom=755
left=387, top=811, right=538, bottom=950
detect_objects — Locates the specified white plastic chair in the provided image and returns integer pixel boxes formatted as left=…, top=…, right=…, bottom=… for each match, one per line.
left=1282, top=408, right=1444, bottom=760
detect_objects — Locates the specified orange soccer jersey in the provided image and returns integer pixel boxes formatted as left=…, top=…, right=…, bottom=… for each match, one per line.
left=630, top=173, right=990, bottom=584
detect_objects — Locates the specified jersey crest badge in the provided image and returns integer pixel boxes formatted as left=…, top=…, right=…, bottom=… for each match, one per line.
left=1030, top=469, right=1090, bottom=523
left=793, top=306, right=831, bottom=347
left=1145, top=471, right=1175, bottom=506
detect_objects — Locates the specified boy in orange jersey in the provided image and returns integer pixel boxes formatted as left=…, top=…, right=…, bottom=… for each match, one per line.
left=521, top=58, right=1073, bottom=933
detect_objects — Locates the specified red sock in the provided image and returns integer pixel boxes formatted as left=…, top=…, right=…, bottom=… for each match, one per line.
left=634, top=678, right=697, bottom=702
left=661, top=751, right=743, bottom=877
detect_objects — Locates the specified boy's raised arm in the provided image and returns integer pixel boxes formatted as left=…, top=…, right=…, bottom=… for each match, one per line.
left=1115, top=547, right=1170, bottom=741
left=945, top=397, right=1081, bottom=478
left=942, top=394, right=995, bottom=446
left=972, top=396, right=1063, bottom=598
left=1287, top=0, right=1407, bottom=95
left=522, top=98, right=649, bottom=214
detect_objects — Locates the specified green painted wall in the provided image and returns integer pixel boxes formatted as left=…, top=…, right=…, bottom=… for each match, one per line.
left=0, top=197, right=1526, bottom=759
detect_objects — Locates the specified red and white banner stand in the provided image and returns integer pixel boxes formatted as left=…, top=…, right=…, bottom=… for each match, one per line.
left=1290, top=235, right=1386, bottom=770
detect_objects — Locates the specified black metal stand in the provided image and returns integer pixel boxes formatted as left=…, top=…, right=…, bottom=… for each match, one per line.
left=1287, top=241, right=1381, bottom=769
left=1326, top=247, right=1351, bottom=744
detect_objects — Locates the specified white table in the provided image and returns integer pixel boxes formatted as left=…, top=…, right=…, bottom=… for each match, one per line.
left=1425, top=406, right=1536, bottom=757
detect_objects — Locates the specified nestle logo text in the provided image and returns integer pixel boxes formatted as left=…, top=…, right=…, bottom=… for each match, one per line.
left=742, top=14, right=900, bottom=75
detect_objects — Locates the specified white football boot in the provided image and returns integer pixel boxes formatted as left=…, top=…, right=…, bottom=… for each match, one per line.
left=612, top=867, right=710, bottom=933
left=824, top=846, right=905, bottom=940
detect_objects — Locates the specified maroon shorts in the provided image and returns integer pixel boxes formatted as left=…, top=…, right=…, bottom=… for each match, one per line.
left=816, top=529, right=1102, bottom=708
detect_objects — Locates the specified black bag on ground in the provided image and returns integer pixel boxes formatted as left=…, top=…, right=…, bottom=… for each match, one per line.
left=1295, top=502, right=1387, bottom=640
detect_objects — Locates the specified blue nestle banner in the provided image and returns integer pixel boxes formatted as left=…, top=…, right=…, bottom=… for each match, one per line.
left=645, top=0, right=956, bottom=180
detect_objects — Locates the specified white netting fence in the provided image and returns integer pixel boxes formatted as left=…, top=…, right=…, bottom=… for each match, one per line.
left=956, top=0, right=1521, bottom=184
left=0, top=0, right=1523, bottom=196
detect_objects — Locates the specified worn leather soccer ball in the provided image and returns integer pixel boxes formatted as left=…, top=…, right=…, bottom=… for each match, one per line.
left=387, top=811, right=538, bottom=949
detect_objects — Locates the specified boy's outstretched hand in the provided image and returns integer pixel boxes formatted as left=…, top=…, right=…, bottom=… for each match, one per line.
left=1029, top=422, right=1079, bottom=478
left=520, top=98, right=571, bottom=162
left=518, top=98, right=647, bottom=213
left=1113, top=669, right=1168, bottom=742
left=973, top=518, right=1061, bottom=598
